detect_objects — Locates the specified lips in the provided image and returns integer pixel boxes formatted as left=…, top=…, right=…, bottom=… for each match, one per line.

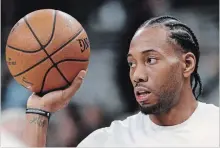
left=134, top=86, right=152, bottom=102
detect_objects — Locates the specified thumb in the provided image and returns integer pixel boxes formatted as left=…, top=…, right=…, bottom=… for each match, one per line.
left=62, top=70, right=87, bottom=99
left=29, top=92, right=41, bottom=99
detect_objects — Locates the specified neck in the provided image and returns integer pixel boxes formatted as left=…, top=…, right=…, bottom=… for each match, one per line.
left=149, top=84, right=198, bottom=126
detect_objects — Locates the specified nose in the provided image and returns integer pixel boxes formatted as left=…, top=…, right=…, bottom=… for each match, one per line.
left=133, top=64, right=148, bottom=84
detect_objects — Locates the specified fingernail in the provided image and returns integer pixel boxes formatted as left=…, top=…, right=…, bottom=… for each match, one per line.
left=27, top=85, right=33, bottom=91
left=79, top=70, right=86, bottom=79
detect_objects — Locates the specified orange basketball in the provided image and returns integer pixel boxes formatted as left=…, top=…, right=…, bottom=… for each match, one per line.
left=5, top=9, right=90, bottom=96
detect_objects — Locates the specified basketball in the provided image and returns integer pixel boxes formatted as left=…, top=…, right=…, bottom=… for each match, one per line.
left=5, top=9, right=90, bottom=96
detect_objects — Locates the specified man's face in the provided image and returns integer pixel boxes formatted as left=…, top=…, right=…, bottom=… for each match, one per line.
left=127, top=26, right=184, bottom=115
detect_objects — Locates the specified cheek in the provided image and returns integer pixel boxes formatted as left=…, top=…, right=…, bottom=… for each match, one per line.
left=149, top=65, right=170, bottom=84
left=158, top=64, right=182, bottom=93
left=149, top=63, right=181, bottom=91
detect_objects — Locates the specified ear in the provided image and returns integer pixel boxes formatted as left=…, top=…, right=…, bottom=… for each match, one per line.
left=182, top=52, right=196, bottom=78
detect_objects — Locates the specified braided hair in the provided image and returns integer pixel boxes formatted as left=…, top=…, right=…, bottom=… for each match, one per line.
left=138, top=16, right=202, bottom=99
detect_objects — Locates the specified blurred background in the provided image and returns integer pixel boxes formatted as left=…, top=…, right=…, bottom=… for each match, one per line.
left=1, top=0, right=219, bottom=147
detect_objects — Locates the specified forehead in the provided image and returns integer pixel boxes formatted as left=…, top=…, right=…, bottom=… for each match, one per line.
left=129, top=26, right=173, bottom=55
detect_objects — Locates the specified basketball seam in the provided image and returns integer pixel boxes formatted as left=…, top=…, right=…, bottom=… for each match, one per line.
left=7, top=45, right=42, bottom=53
left=13, top=28, right=84, bottom=77
left=40, top=59, right=88, bottom=93
left=54, top=58, right=88, bottom=63
left=24, top=10, right=71, bottom=88
left=7, top=11, right=57, bottom=53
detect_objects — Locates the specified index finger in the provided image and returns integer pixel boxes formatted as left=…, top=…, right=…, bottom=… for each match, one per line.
left=62, top=70, right=87, bottom=99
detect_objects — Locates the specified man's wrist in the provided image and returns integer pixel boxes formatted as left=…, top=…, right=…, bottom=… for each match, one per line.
left=26, top=113, right=48, bottom=128
left=26, top=108, right=51, bottom=120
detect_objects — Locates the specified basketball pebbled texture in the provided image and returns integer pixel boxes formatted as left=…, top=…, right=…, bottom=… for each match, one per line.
left=6, top=9, right=90, bottom=96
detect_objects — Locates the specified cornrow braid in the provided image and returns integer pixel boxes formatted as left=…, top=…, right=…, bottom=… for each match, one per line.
left=138, top=16, right=203, bottom=99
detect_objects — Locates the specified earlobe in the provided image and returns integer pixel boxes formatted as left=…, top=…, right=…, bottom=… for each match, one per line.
left=183, top=53, right=196, bottom=78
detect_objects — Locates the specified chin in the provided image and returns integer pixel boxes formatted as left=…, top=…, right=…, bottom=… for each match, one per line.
left=139, top=102, right=170, bottom=115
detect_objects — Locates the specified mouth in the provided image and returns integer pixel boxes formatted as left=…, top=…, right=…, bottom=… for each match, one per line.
left=135, top=87, right=152, bottom=102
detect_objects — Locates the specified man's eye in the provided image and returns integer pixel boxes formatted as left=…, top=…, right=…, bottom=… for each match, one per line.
left=147, top=58, right=157, bottom=64
left=128, top=62, right=136, bottom=68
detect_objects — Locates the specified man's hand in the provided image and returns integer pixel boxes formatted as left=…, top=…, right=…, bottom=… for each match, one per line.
left=23, top=70, right=87, bottom=147
left=27, top=70, right=87, bottom=112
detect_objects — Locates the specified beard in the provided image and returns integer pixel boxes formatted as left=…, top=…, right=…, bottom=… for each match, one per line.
left=139, top=99, right=173, bottom=115
left=139, top=86, right=180, bottom=115
left=139, top=63, right=183, bottom=115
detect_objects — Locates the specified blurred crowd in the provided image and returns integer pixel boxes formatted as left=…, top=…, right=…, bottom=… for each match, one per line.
left=1, top=0, right=219, bottom=147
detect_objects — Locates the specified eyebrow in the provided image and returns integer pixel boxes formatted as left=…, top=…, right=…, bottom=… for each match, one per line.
left=127, top=49, right=157, bottom=58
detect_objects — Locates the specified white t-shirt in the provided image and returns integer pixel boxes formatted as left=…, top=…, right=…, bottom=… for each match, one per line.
left=77, top=102, right=219, bottom=147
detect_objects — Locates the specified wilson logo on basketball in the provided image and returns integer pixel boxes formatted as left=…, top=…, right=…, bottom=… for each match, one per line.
left=77, top=38, right=90, bottom=52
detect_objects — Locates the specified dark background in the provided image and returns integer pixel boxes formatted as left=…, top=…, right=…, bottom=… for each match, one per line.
left=1, top=0, right=219, bottom=147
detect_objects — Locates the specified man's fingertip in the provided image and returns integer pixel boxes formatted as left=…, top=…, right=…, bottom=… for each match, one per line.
left=79, top=70, right=87, bottom=79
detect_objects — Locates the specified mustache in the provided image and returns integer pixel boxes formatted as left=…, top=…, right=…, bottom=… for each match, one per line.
left=134, top=82, right=157, bottom=95
left=135, top=82, right=147, bottom=88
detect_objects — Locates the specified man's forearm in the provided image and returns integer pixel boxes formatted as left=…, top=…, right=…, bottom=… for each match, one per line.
left=23, top=114, right=49, bottom=147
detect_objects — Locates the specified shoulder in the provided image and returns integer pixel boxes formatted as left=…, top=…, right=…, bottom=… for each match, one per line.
left=198, top=101, right=219, bottom=117
left=77, top=112, right=142, bottom=147
left=76, top=127, right=109, bottom=147
left=196, top=102, right=219, bottom=145
left=196, top=102, right=219, bottom=130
